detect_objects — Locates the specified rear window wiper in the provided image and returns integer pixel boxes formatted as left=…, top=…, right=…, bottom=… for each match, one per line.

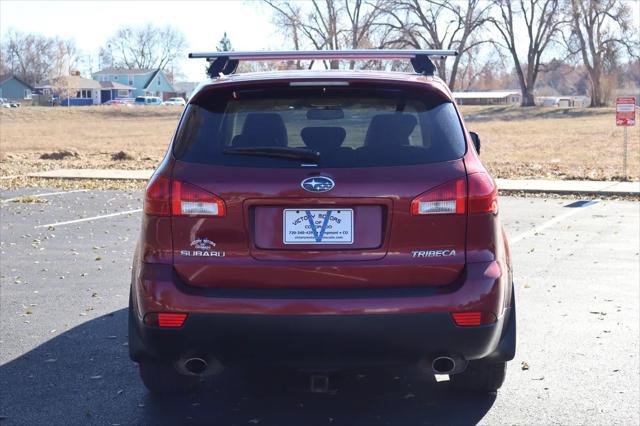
left=222, top=147, right=321, bottom=163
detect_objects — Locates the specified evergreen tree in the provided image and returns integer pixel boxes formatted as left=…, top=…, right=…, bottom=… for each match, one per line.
left=217, top=32, right=232, bottom=52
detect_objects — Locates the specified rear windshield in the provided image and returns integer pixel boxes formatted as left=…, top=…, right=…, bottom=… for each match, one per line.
left=173, top=86, right=465, bottom=168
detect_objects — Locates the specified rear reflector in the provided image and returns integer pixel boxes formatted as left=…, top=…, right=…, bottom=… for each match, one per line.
left=451, top=311, right=496, bottom=326
left=411, top=178, right=466, bottom=215
left=146, top=313, right=188, bottom=327
left=172, top=181, right=226, bottom=217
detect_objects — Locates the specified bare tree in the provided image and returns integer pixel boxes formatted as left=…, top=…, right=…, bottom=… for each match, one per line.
left=1, top=30, right=78, bottom=84
left=567, top=0, right=638, bottom=106
left=51, top=39, right=80, bottom=78
left=456, top=43, right=508, bottom=90
left=263, top=0, right=386, bottom=69
left=490, top=0, right=565, bottom=106
left=99, top=24, right=186, bottom=71
left=378, top=0, right=492, bottom=90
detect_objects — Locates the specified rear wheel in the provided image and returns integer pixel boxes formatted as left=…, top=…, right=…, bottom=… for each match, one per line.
left=450, top=361, right=507, bottom=393
left=138, top=359, right=200, bottom=395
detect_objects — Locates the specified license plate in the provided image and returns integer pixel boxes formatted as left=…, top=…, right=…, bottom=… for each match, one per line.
left=283, top=209, right=354, bottom=245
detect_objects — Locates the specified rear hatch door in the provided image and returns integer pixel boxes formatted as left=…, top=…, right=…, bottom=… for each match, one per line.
left=170, top=81, right=468, bottom=288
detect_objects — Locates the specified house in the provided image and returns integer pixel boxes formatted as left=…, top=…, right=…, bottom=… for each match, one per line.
left=453, top=91, right=521, bottom=106
left=173, top=81, right=199, bottom=100
left=536, top=96, right=590, bottom=108
left=0, top=74, right=34, bottom=102
left=98, top=81, right=135, bottom=103
left=35, top=74, right=103, bottom=106
left=92, top=68, right=177, bottom=100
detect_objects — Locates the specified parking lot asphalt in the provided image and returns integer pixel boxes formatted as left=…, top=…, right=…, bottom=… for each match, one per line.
left=0, top=188, right=638, bottom=426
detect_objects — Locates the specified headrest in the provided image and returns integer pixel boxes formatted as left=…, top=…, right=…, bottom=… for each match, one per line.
left=300, top=127, right=347, bottom=151
left=233, top=112, right=287, bottom=147
left=364, top=114, right=418, bottom=148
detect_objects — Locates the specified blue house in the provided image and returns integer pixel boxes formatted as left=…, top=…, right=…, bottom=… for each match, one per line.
left=98, top=81, right=135, bottom=103
left=36, top=74, right=134, bottom=106
left=0, top=74, right=34, bottom=101
left=35, top=75, right=101, bottom=106
left=92, top=68, right=177, bottom=100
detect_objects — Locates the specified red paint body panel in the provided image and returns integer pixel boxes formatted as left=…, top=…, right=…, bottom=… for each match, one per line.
left=133, top=261, right=505, bottom=317
left=169, top=160, right=468, bottom=288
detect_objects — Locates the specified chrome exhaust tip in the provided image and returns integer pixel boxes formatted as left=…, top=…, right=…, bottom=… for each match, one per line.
left=431, top=356, right=456, bottom=374
left=184, top=357, right=208, bottom=375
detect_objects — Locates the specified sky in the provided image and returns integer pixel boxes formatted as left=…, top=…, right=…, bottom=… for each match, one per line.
left=1, top=0, right=639, bottom=82
left=0, top=0, right=282, bottom=81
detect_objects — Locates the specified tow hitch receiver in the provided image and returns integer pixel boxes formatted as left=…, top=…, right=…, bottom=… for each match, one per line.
left=310, top=374, right=330, bottom=393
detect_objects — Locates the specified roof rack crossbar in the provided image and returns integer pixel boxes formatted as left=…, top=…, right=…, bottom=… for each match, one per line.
left=190, top=49, right=458, bottom=78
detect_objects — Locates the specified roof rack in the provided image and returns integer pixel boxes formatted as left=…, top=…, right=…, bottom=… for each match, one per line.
left=188, top=49, right=458, bottom=79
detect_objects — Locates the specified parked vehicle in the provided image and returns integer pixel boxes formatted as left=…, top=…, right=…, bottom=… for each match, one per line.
left=134, top=96, right=163, bottom=106
left=163, top=97, right=186, bottom=106
left=129, top=50, right=516, bottom=395
left=0, top=98, right=20, bottom=108
left=103, top=98, right=133, bottom=106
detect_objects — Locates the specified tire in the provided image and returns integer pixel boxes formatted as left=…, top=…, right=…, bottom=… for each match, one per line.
left=128, top=288, right=143, bottom=361
left=129, top=285, right=200, bottom=395
left=450, top=361, right=507, bottom=393
left=138, top=359, right=200, bottom=395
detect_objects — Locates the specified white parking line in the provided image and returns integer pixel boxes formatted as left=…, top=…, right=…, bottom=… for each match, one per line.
left=34, top=209, right=142, bottom=229
left=1, top=189, right=88, bottom=203
left=511, top=202, right=596, bottom=244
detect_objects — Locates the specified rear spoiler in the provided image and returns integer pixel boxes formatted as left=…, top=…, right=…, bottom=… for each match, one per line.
left=188, top=49, right=458, bottom=79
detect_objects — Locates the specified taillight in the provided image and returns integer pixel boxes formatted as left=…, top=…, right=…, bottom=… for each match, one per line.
left=411, top=178, right=466, bottom=215
left=144, top=174, right=171, bottom=216
left=468, top=172, right=498, bottom=214
left=171, top=180, right=225, bottom=217
left=451, top=311, right=496, bottom=326
left=410, top=174, right=497, bottom=216
left=143, top=175, right=226, bottom=217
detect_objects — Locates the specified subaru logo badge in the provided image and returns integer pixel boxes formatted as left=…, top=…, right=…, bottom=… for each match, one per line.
left=301, top=176, right=335, bottom=193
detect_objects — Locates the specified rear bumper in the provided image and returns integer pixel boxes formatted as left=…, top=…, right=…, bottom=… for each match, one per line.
left=130, top=261, right=514, bottom=368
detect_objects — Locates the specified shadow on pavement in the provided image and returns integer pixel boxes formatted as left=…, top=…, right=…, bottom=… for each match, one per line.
left=0, top=309, right=496, bottom=425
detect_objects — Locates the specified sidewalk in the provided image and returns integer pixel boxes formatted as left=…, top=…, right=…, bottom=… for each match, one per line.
left=28, top=169, right=153, bottom=180
left=494, top=178, right=639, bottom=196
left=27, top=169, right=640, bottom=196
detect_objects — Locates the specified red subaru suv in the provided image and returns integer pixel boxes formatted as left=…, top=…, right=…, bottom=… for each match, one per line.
left=129, top=50, right=515, bottom=395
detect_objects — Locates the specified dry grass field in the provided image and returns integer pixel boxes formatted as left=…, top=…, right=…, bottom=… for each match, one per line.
left=463, top=106, right=639, bottom=181
left=0, top=104, right=638, bottom=188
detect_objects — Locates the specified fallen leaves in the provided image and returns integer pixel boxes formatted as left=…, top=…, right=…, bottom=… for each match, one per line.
left=521, top=361, right=530, bottom=371
left=11, top=196, right=48, bottom=204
